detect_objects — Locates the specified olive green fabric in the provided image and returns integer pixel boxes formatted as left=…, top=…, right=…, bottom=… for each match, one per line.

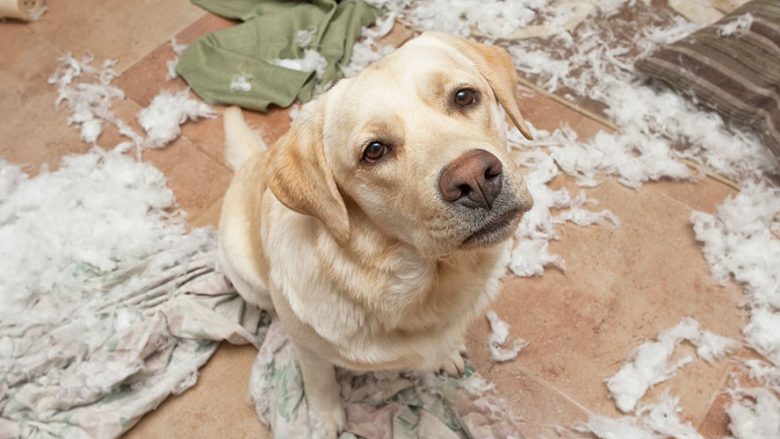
left=177, top=0, right=382, bottom=112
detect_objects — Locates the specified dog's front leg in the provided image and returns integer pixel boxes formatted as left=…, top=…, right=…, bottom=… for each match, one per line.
left=295, top=346, right=346, bottom=438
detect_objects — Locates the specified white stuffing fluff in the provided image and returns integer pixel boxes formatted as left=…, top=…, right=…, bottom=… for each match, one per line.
left=717, top=12, right=753, bottom=37
left=726, top=388, right=780, bottom=439
left=366, top=0, right=635, bottom=40
left=270, top=49, right=328, bottom=80
left=51, top=54, right=214, bottom=152
left=48, top=53, right=143, bottom=147
left=0, top=150, right=185, bottom=313
left=597, top=0, right=631, bottom=17
left=640, top=394, right=703, bottom=439
left=507, top=132, right=620, bottom=277
left=607, top=319, right=698, bottom=413
left=691, top=183, right=780, bottom=365
left=743, top=308, right=780, bottom=366
left=230, top=74, right=253, bottom=92
left=688, top=155, right=779, bottom=438
left=485, top=311, right=529, bottom=362
left=341, top=12, right=397, bottom=79
left=507, top=16, right=776, bottom=184
left=166, top=37, right=187, bottom=80
left=137, top=89, right=217, bottom=149
left=744, top=359, right=780, bottom=393
left=585, top=393, right=702, bottom=439
left=607, top=318, right=737, bottom=413
left=296, top=29, right=317, bottom=48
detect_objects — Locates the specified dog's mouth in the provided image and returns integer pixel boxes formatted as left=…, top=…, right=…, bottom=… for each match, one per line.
left=461, top=208, right=523, bottom=247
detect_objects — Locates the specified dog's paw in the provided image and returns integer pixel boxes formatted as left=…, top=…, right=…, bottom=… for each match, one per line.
left=313, top=403, right=346, bottom=439
left=438, top=349, right=466, bottom=377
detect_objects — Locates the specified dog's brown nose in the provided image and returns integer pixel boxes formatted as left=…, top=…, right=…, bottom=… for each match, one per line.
left=439, top=149, right=503, bottom=209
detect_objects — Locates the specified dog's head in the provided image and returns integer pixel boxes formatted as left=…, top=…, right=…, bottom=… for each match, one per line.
left=267, top=32, right=534, bottom=258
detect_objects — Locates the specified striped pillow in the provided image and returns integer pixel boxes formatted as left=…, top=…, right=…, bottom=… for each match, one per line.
left=636, top=0, right=780, bottom=158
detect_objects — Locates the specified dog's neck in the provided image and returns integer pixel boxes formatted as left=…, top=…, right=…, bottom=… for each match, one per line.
left=315, top=206, right=504, bottom=335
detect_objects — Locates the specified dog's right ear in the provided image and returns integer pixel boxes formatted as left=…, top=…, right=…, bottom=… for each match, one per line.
left=266, top=102, right=350, bottom=246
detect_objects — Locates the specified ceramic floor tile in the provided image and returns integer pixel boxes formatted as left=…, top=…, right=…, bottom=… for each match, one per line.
left=141, top=136, right=232, bottom=220
left=647, top=177, right=737, bottom=214
left=377, top=21, right=416, bottom=48
left=572, top=114, right=611, bottom=141
left=191, top=196, right=224, bottom=229
left=115, top=13, right=234, bottom=108
left=516, top=90, right=588, bottom=134
left=0, top=23, right=80, bottom=170
left=174, top=12, right=236, bottom=44
left=0, top=23, right=62, bottom=118
left=98, top=96, right=231, bottom=220
left=182, top=106, right=292, bottom=168
left=125, top=344, right=270, bottom=439
left=697, top=361, right=771, bottom=438
left=699, top=389, right=732, bottom=439
left=465, top=176, right=746, bottom=428
left=26, top=0, right=206, bottom=73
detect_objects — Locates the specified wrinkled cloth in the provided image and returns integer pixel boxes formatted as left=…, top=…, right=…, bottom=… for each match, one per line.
left=0, top=230, right=267, bottom=438
left=177, top=0, right=382, bottom=111
left=251, top=320, right=522, bottom=439
left=1, top=226, right=520, bottom=438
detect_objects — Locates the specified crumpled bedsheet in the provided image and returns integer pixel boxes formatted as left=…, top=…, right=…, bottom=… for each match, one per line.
left=0, top=230, right=266, bottom=438
left=251, top=320, right=522, bottom=439
left=1, top=229, right=521, bottom=438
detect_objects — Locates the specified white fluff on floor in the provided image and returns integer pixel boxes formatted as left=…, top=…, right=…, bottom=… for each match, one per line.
left=341, top=12, right=397, bottom=78
left=606, top=318, right=737, bottom=413
left=50, top=53, right=215, bottom=152
left=0, top=149, right=184, bottom=313
left=508, top=132, right=620, bottom=277
left=717, top=12, right=753, bottom=37
left=691, top=182, right=780, bottom=366
left=726, top=388, right=780, bottom=439
left=48, top=53, right=142, bottom=148
left=586, top=393, right=703, bottom=439
left=508, top=15, right=776, bottom=184
left=485, top=311, right=528, bottom=362
left=166, top=37, right=187, bottom=80
left=137, top=89, right=217, bottom=149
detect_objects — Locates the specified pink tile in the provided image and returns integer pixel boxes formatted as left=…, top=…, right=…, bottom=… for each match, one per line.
left=26, top=0, right=206, bottom=73
left=466, top=176, right=746, bottom=427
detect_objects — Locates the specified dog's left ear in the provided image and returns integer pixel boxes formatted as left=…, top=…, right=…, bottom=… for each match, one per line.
left=428, top=32, right=533, bottom=140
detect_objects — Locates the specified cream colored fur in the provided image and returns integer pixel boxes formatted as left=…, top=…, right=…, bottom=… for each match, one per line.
left=219, top=32, right=533, bottom=438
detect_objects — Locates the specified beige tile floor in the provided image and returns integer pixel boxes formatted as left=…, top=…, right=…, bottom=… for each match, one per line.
left=1, top=3, right=748, bottom=438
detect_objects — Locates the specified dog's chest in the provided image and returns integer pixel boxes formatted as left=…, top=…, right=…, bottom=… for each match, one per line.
left=364, top=245, right=505, bottom=334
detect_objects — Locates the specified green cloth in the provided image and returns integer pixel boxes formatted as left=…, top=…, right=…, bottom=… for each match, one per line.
left=178, top=0, right=382, bottom=112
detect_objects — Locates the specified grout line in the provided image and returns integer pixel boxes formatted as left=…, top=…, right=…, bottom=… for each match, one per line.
left=511, top=363, right=596, bottom=417
left=114, top=10, right=209, bottom=76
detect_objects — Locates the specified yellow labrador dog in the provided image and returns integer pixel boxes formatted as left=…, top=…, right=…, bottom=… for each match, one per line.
left=219, top=32, right=533, bottom=437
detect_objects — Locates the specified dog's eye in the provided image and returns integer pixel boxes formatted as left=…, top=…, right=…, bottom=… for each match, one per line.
left=362, top=141, right=388, bottom=163
left=453, top=88, right=478, bottom=107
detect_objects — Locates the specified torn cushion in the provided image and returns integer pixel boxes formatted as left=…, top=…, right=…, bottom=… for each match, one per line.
left=635, top=0, right=780, bottom=158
